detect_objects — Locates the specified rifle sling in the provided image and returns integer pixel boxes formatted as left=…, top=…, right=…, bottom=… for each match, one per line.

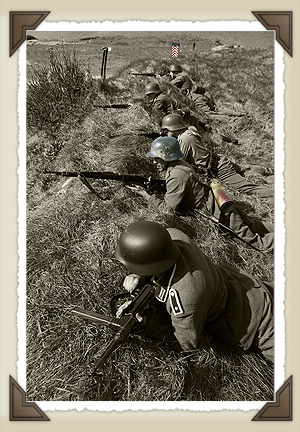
left=192, top=209, right=263, bottom=253
left=78, top=174, right=108, bottom=200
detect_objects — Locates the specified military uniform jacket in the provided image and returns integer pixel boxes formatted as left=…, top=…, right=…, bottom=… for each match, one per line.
left=190, top=92, right=216, bottom=112
left=157, top=228, right=273, bottom=353
left=147, top=159, right=207, bottom=213
left=178, top=128, right=211, bottom=169
left=147, top=157, right=274, bottom=252
left=152, top=92, right=178, bottom=114
left=170, top=73, right=194, bottom=92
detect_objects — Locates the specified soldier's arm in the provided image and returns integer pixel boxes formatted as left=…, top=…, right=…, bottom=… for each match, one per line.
left=152, top=99, right=168, bottom=117
left=171, top=309, right=204, bottom=351
left=191, top=141, right=211, bottom=169
left=148, top=176, right=186, bottom=213
left=170, top=75, right=184, bottom=88
left=180, top=133, right=210, bottom=169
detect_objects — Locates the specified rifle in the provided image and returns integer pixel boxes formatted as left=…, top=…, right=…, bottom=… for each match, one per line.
left=44, top=170, right=166, bottom=196
left=93, top=103, right=132, bottom=109
left=129, top=72, right=168, bottom=77
left=129, top=72, right=157, bottom=77
left=193, top=209, right=264, bottom=252
left=141, top=131, right=162, bottom=140
left=109, top=131, right=162, bottom=140
left=72, top=284, right=156, bottom=371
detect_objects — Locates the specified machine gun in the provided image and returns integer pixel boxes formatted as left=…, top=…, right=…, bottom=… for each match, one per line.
left=72, top=284, right=156, bottom=371
left=44, top=170, right=166, bottom=197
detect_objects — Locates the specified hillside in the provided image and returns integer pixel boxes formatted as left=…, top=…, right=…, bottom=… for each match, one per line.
left=26, top=33, right=274, bottom=402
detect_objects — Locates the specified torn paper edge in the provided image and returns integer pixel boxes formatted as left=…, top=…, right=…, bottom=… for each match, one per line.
left=17, top=19, right=285, bottom=412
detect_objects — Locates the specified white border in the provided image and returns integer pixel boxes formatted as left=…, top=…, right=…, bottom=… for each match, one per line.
left=18, top=19, right=285, bottom=412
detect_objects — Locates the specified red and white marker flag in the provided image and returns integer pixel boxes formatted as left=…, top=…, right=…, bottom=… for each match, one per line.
left=172, top=43, right=180, bottom=58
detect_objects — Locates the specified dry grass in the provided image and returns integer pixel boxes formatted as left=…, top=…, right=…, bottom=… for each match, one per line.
left=26, top=42, right=274, bottom=402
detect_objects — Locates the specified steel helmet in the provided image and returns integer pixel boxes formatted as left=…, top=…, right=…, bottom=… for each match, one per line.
left=115, top=221, right=180, bottom=276
left=144, top=82, right=161, bottom=95
left=169, top=64, right=182, bottom=72
left=161, top=113, right=186, bottom=131
left=147, top=136, right=183, bottom=161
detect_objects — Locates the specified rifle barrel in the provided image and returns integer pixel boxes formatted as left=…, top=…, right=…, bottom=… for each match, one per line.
left=93, top=104, right=131, bottom=109
left=93, top=315, right=136, bottom=372
left=194, top=209, right=263, bottom=252
left=129, top=72, right=156, bottom=76
left=44, top=171, right=165, bottom=187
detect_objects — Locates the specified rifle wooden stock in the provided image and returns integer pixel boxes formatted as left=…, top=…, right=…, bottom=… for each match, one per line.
left=142, top=132, right=162, bottom=140
left=72, top=284, right=156, bottom=371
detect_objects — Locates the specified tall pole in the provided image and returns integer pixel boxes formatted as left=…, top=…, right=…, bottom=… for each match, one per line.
left=101, top=47, right=109, bottom=79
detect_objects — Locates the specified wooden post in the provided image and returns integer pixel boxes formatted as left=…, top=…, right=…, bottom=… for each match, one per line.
left=101, top=47, right=109, bottom=79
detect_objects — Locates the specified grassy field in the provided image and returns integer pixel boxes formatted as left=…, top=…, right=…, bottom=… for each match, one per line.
left=27, top=30, right=274, bottom=78
left=26, top=31, right=274, bottom=402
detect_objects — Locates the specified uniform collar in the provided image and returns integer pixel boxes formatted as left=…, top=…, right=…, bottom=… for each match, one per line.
left=153, top=263, right=177, bottom=303
left=166, top=160, right=180, bottom=174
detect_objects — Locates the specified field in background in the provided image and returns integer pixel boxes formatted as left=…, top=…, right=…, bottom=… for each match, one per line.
left=27, top=30, right=274, bottom=77
left=26, top=31, right=274, bottom=402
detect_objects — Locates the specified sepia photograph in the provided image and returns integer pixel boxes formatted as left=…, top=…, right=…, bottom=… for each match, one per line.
left=25, top=29, right=275, bottom=403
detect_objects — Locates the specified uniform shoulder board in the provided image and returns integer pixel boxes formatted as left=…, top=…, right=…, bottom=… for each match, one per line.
left=169, top=288, right=184, bottom=315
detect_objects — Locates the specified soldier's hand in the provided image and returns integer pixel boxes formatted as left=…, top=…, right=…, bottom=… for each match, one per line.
left=116, top=300, right=133, bottom=318
left=125, top=185, right=150, bottom=200
left=123, top=274, right=141, bottom=293
left=135, top=313, right=146, bottom=324
left=116, top=298, right=146, bottom=324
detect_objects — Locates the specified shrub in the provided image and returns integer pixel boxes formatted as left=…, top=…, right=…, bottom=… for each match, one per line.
left=27, top=46, right=98, bottom=153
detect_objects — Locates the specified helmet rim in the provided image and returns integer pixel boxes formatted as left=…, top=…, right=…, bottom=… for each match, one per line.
left=169, top=64, right=182, bottom=72
left=161, top=113, right=186, bottom=131
left=115, top=221, right=180, bottom=276
left=147, top=136, right=184, bottom=161
left=146, top=150, right=183, bottom=161
left=144, top=82, right=161, bottom=95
